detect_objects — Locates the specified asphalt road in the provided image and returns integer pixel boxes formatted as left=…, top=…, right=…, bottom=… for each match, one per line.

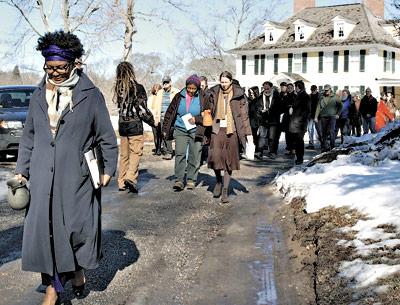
left=0, top=147, right=317, bottom=305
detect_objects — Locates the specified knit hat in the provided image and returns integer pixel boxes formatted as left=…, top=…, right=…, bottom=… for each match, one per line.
left=185, top=74, right=201, bottom=89
left=162, top=75, right=172, bottom=83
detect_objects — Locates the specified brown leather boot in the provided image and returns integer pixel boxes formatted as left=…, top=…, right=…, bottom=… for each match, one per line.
left=221, top=188, right=229, bottom=204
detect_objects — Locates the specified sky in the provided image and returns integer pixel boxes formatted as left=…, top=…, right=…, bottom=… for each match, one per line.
left=0, top=0, right=392, bottom=76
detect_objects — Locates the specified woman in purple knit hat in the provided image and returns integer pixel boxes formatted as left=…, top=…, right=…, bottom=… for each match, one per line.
left=162, top=74, right=210, bottom=191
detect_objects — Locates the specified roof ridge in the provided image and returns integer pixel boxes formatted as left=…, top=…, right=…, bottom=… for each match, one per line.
left=310, top=3, right=361, bottom=9
left=361, top=3, right=378, bottom=43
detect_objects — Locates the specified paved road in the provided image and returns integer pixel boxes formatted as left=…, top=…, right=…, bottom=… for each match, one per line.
left=0, top=148, right=317, bottom=305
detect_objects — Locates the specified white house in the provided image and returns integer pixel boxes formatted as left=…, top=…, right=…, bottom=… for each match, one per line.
left=230, top=0, right=400, bottom=97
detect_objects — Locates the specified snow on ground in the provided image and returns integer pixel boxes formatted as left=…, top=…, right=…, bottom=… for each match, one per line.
left=275, top=120, right=400, bottom=289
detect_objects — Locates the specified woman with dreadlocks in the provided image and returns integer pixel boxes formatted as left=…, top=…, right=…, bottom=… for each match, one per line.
left=14, top=30, right=118, bottom=304
left=115, top=61, right=154, bottom=193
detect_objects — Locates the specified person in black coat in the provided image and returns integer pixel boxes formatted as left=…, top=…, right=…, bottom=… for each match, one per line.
left=265, top=88, right=284, bottom=158
left=359, top=87, right=378, bottom=134
left=306, top=85, right=320, bottom=149
left=256, top=81, right=281, bottom=159
left=281, top=82, right=296, bottom=155
left=247, top=86, right=260, bottom=154
left=288, top=80, right=311, bottom=164
left=349, top=92, right=362, bottom=137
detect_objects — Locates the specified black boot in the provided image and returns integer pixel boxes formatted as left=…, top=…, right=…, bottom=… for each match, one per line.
left=124, top=180, right=138, bottom=193
left=213, top=182, right=222, bottom=198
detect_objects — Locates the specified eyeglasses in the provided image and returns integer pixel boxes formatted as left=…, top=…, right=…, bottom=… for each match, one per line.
left=43, top=62, right=72, bottom=74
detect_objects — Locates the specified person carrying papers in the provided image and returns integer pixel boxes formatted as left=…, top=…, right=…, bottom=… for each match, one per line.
left=162, top=74, right=210, bottom=191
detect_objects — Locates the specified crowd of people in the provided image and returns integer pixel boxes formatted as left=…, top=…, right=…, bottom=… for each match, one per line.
left=245, top=82, right=398, bottom=157
left=11, top=29, right=400, bottom=305
left=135, top=75, right=400, bottom=195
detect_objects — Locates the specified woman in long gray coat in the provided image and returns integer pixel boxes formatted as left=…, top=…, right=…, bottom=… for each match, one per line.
left=15, top=31, right=118, bottom=305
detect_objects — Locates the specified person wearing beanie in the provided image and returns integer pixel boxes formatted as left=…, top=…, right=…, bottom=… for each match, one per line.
left=153, top=75, right=179, bottom=159
left=314, top=84, right=342, bottom=152
left=162, top=74, right=209, bottom=191
left=14, top=30, right=118, bottom=304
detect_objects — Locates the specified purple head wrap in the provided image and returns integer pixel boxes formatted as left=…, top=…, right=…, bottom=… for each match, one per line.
left=41, top=45, right=75, bottom=62
left=185, top=74, right=201, bottom=89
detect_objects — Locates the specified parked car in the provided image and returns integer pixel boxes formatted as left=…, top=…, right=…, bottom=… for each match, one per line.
left=0, top=85, right=37, bottom=158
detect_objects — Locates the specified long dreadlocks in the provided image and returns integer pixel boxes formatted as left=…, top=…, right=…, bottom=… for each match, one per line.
left=113, top=61, right=138, bottom=109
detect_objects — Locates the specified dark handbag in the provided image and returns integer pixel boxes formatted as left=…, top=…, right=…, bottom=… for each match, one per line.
left=118, top=115, right=143, bottom=136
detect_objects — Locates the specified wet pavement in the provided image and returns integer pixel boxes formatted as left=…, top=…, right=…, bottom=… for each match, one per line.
left=0, top=146, right=318, bottom=305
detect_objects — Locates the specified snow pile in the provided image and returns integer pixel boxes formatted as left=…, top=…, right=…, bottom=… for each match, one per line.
left=275, top=121, right=400, bottom=289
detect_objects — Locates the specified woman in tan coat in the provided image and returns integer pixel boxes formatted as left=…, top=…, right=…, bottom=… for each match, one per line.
left=207, top=71, right=252, bottom=203
left=148, top=83, right=162, bottom=155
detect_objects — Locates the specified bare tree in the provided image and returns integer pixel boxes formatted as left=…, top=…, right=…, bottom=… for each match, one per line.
left=179, top=0, right=281, bottom=78
left=223, top=0, right=285, bottom=47
left=0, top=0, right=106, bottom=62
left=389, top=0, right=400, bottom=36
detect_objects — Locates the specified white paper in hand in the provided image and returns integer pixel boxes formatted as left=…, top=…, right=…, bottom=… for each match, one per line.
left=244, top=142, right=255, bottom=160
left=84, top=150, right=101, bottom=189
left=181, top=113, right=196, bottom=130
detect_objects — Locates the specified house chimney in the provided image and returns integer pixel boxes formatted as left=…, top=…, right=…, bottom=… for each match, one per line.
left=363, top=0, right=384, bottom=18
left=294, top=0, right=315, bottom=14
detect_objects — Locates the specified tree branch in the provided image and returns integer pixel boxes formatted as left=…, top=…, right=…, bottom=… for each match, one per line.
left=36, top=0, right=50, bottom=32
left=0, top=0, right=42, bottom=35
left=62, top=0, right=70, bottom=32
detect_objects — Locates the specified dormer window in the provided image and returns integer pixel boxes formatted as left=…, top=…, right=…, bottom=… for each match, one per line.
left=297, top=26, right=305, bottom=40
left=293, top=19, right=316, bottom=42
left=263, top=21, right=285, bottom=45
left=338, top=23, right=344, bottom=37
left=332, top=16, right=356, bottom=39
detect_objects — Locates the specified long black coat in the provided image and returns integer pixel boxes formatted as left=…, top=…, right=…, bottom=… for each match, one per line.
left=359, top=95, right=378, bottom=118
left=15, top=73, right=118, bottom=276
left=289, top=90, right=311, bottom=134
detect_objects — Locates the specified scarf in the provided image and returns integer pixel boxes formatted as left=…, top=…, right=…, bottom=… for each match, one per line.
left=263, top=90, right=272, bottom=110
left=46, top=68, right=80, bottom=137
left=214, top=85, right=235, bottom=135
left=186, top=91, right=193, bottom=112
